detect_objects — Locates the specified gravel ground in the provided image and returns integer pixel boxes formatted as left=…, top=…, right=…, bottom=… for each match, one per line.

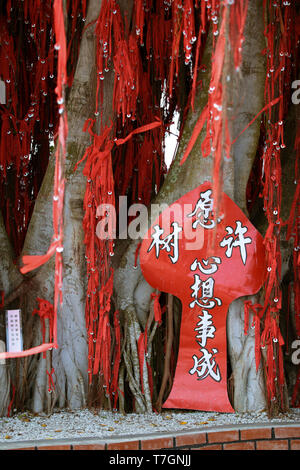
left=0, top=407, right=299, bottom=443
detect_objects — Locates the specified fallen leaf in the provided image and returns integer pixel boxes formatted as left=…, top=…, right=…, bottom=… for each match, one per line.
left=180, top=421, right=187, bottom=425
left=108, top=428, right=114, bottom=432
left=41, top=424, right=47, bottom=427
left=54, top=430, right=62, bottom=433
left=199, top=421, right=208, bottom=425
left=207, top=418, right=216, bottom=421
left=5, top=435, right=12, bottom=440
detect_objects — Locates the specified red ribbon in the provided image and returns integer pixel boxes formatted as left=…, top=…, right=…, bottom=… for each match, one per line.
left=137, top=331, right=147, bottom=394
left=46, top=368, right=55, bottom=393
left=0, top=291, right=4, bottom=308
left=32, top=298, right=54, bottom=358
left=115, top=118, right=162, bottom=146
left=7, top=384, right=15, bottom=417
left=151, top=293, right=162, bottom=325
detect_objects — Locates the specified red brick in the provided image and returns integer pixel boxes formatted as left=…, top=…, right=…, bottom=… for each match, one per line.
left=240, top=428, right=271, bottom=440
left=290, top=440, right=300, bottom=450
left=207, top=430, right=239, bottom=443
left=141, top=437, right=173, bottom=450
left=72, top=443, right=106, bottom=450
left=274, top=427, right=300, bottom=439
left=107, top=441, right=139, bottom=450
left=37, top=445, right=71, bottom=450
left=175, top=432, right=206, bottom=447
left=223, top=441, right=255, bottom=451
left=193, top=444, right=222, bottom=450
left=256, top=439, right=288, bottom=450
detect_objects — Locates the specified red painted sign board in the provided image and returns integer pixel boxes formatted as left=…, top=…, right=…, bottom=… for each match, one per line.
left=140, top=182, right=266, bottom=412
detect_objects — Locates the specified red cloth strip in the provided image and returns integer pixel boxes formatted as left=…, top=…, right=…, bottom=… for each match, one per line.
left=7, top=384, right=15, bottom=417
left=46, top=368, right=56, bottom=392
left=0, top=343, right=56, bottom=360
left=20, top=240, right=60, bottom=274
left=0, top=291, right=4, bottom=308
left=151, top=292, right=162, bottom=325
left=180, top=105, right=208, bottom=165
left=231, top=96, right=283, bottom=146
left=115, top=118, right=162, bottom=146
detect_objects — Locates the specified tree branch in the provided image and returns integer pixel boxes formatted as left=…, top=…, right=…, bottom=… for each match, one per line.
left=2, top=277, right=37, bottom=309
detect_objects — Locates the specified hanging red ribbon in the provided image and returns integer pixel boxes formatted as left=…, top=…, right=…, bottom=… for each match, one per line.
left=151, top=293, right=163, bottom=325
left=46, top=368, right=56, bottom=393
left=32, top=298, right=55, bottom=359
left=19, top=0, right=68, bottom=354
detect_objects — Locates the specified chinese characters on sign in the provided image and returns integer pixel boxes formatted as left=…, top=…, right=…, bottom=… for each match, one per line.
left=148, top=222, right=182, bottom=264
left=220, top=221, right=252, bottom=265
left=6, top=310, right=23, bottom=353
left=187, top=189, right=216, bottom=229
left=140, top=182, right=266, bottom=412
left=189, top=262, right=222, bottom=383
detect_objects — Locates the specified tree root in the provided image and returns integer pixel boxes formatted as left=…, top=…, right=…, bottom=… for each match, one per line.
left=156, top=294, right=173, bottom=412
left=123, top=305, right=153, bottom=413
left=117, top=363, right=125, bottom=414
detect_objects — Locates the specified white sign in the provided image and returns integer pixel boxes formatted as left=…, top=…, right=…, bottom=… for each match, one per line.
left=6, top=310, right=23, bottom=352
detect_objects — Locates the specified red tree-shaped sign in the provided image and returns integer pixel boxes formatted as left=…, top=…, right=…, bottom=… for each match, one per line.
left=140, top=182, right=266, bottom=412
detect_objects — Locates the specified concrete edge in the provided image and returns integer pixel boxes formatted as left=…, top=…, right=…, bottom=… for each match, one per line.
left=0, top=420, right=299, bottom=450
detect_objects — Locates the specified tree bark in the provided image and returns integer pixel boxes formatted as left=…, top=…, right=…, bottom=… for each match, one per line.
left=0, top=211, right=23, bottom=416
left=20, top=0, right=105, bottom=412
left=0, top=212, right=23, bottom=297
left=225, top=0, right=267, bottom=412
left=114, top=0, right=269, bottom=414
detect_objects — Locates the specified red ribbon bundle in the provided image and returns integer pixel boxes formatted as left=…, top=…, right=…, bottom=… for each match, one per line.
left=257, top=0, right=294, bottom=405
left=180, top=0, right=249, bottom=230
left=20, top=0, right=68, bottom=353
left=287, top=111, right=300, bottom=407
left=0, top=2, right=58, bottom=255
left=32, top=298, right=55, bottom=359
left=244, top=1, right=298, bottom=408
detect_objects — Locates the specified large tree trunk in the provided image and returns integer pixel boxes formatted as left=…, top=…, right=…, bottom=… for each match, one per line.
left=14, top=0, right=133, bottom=414
left=18, top=0, right=105, bottom=413
left=0, top=212, right=24, bottom=415
left=225, top=0, right=267, bottom=412
left=114, top=0, right=269, bottom=413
